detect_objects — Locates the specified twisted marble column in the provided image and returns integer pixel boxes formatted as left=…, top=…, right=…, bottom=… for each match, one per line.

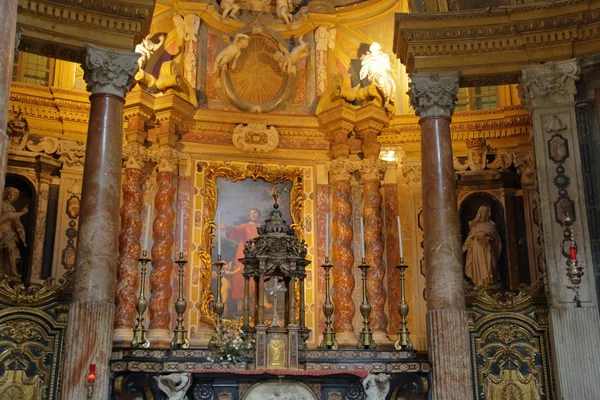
left=60, top=44, right=139, bottom=400
left=408, top=72, right=473, bottom=399
left=329, top=158, right=356, bottom=345
left=148, top=161, right=176, bottom=346
left=359, top=158, right=388, bottom=342
left=113, top=151, right=145, bottom=344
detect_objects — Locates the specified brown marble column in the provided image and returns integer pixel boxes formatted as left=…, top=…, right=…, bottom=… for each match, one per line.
left=408, top=72, right=473, bottom=399
left=0, top=2, right=18, bottom=209
left=328, top=155, right=357, bottom=346
left=359, top=158, right=388, bottom=343
left=113, top=146, right=148, bottom=345
left=60, top=44, right=139, bottom=400
left=148, top=155, right=177, bottom=346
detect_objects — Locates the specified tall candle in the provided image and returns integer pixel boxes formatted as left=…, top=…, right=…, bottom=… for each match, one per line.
left=325, top=213, right=329, bottom=258
left=397, top=216, right=404, bottom=260
left=143, top=204, right=151, bottom=253
left=360, top=216, right=365, bottom=260
left=217, top=211, right=221, bottom=256
left=179, top=208, right=184, bottom=255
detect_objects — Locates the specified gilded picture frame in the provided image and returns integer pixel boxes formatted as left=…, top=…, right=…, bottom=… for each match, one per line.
left=195, top=163, right=305, bottom=325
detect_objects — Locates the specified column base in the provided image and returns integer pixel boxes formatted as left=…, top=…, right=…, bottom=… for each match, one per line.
left=427, top=309, right=473, bottom=400
left=549, top=306, right=600, bottom=398
left=112, top=328, right=134, bottom=347
left=189, top=325, right=212, bottom=347
left=336, top=331, right=357, bottom=348
left=373, top=331, right=393, bottom=348
left=147, top=329, right=172, bottom=348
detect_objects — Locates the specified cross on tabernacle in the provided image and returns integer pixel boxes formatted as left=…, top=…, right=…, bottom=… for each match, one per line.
left=266, top=276, right=287, bottom=328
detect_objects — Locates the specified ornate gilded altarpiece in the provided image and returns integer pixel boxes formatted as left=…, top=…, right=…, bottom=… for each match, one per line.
left=467, top=287, right=554, bottom=400
left=188, top=162, right=316, bottom=344
left=0, top=293, right=70, bottom=400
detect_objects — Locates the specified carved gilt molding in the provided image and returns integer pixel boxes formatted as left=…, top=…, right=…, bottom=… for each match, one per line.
left=394, top=0, right=600, bottom=85
left=232, top=123, right=279, bottom=153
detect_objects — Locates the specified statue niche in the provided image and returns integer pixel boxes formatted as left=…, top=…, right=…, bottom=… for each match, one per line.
left=0, top=175, right=35, bottom=281
left=460, top=194, right=506, bottom=288
left=463, top=205, right=502, bottom=288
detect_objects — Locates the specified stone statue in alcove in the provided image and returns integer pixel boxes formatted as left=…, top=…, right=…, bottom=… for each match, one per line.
left=462, top=205, right=502, bottom=287
left=0, top=187, right=28, bottom=278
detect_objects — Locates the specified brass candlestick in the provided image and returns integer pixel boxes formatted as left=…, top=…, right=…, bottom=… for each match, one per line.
left=357, top=258, right=376, bottom=349
left=562, top=215, right=584, bottom=307
left=171, top=252, right=190, bottom=348
left=131, top=251, right=150, bottom=348
left=394, top=258, right=413, bottom=350
left=319, top=257, right=338, bottom=349
left=209, top=256, right=225, bottom=348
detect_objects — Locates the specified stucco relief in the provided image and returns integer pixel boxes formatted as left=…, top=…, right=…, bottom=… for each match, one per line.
left=232, top=123, right=279, bottom=153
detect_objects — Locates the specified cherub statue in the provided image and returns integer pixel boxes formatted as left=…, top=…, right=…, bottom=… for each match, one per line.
left=276, top=0, right=294, bottom=24
left=359, top=42, right=397, bottom=110
left=173, top=13, right=201, bottom=42
left=134, top=34, right=165, bottom=71
left=156, top=373, right=191, bottom=400
left=273, top=36, right=309, bottom=75
left=362, top=373, right=391, bottom=400
left=213, top=34, right=250, bottom=75
left=221, top=0, right=240, bottom=19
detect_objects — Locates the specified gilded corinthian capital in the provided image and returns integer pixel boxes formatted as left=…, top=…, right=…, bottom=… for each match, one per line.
left=84, top=43, right=140, bottom=98
left=327, top=158, right=357, bottom=182
left=407, top=72, right=460, bottom=119
left=359, top=157, right=387, bottom=182
left=520, top=59, right=580, bottom=108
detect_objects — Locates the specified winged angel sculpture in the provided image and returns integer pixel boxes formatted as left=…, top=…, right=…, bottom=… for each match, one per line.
left=359, top=42, right=396, bottom=110
left=273, top=36, right=309, bottom=75
left=213, top=34, right=250, bottom=75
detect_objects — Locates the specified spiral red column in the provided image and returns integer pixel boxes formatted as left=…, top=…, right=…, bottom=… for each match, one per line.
left=329, top=157, right=356, bottom=346
left=360, top=159, right=388, bottom=343
left=113, top=160, right=144, bottom=344
left=148, top=168, right=176, bottom=346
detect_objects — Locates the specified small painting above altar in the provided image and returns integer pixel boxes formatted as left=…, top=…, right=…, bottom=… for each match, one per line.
left=211, top=177, right=292, bottom=321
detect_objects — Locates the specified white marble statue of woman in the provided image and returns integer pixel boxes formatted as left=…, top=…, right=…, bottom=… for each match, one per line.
left=359, top=42, right=397, bottom=109
left=462, top=205, right=502, bottom=287
left=0, top=187, right=28, bottom=278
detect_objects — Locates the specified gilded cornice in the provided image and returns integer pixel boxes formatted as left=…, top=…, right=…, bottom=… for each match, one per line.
left=393, top=0, right=600, bottom=85
left=380, top=106, right=531, bottom=144
left=17, top=0, right=155, bottom=63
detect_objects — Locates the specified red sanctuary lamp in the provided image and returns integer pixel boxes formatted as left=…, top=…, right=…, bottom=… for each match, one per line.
left=87, top=364, right=96, bottom=399
left=569, top=245, right=577, bottom=260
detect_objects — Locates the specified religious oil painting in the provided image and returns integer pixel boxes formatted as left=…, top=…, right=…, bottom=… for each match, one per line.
left=211, top=177, right=293, bottom=322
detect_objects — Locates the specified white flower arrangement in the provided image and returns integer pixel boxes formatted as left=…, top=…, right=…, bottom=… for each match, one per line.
left=207, top=320, right=254, bottom=363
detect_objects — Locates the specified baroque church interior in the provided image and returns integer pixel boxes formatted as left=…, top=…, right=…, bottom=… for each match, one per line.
left=1, top=0, right=600, bottom=398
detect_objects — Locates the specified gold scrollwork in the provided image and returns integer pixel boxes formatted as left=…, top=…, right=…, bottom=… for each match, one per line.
left=0, top=272, right=72, bottom=304
left=197, top=163, right=305, bottom=325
